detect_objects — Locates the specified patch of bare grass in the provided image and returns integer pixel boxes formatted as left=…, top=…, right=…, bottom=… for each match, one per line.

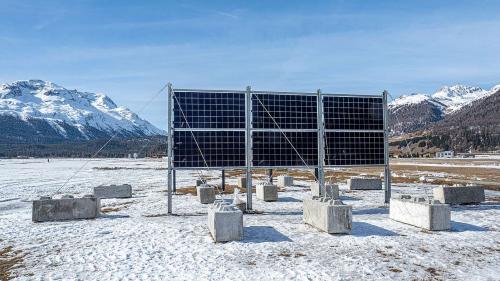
left=0, top=246, right=25, bottom=281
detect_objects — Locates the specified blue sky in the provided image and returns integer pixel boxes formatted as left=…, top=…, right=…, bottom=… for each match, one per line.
left=1, top=0, right=499, bottom=129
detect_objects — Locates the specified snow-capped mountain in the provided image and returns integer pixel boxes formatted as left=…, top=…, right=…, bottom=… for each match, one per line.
left=389, top=84, right=499, bottom=134
left=0, top=80, right=163, bottom=143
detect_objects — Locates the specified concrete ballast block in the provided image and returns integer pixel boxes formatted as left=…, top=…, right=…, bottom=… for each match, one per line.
left=197, top=184, right=215, bottom=204
left=237, top=177, right=247, bottom=189
left=310, top=183, right=339, bottom=198
left=303, top=197, right=352, bottom=234
left=433, top=186, right=485, bottom=204
left=277, top=176, right=293, bottom=187
left=208, top=201, right=243, bottom=242
left=256, top=183, right=278, bottom=202
left=93, top=184, right=132, bottom=199
left=32, top=195, right=100, bottom=222
left=389, top=195, right=450, bottom=231
left=347, top=177, right=382, bottom=190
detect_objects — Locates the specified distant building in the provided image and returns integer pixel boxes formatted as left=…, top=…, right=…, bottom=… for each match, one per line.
left=436, top=151, right=454, bottom=158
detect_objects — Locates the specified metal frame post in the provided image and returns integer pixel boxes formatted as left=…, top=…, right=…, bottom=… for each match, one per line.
left=317, top=89, right=325, bottom=194
left=383, top=90, right=391, bottom=204
left=173, top=169, right=176, bottom=193
left=268, top=169, right=273, bottom=183
left=245, top=86, right=253, bottom=210
left=221, top=169, right=225, bottom=191
left=167, top=83, right=174, bottom=214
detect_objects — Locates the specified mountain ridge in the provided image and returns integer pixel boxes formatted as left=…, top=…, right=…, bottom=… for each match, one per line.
left=0, top=80, right=164, bottom=144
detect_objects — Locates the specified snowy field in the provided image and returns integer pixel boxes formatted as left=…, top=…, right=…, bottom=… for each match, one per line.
left=1, top=158, right=499, bottom=280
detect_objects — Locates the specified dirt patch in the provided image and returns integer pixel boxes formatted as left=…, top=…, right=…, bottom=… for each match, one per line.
left=100, top=201, right=134, bottom=213
left=0, top=246, right=25, bottom=281
left=388, top=267, right=402, bottom=273
left=93, top=166, right=168, bottom=171
left=176, top=185, right=256, bottom=196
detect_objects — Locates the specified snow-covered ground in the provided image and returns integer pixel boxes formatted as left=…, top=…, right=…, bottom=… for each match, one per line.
left=1, top=159, right=499, bottom=280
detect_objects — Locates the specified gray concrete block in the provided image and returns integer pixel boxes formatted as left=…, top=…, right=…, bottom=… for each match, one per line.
left=277, top=176, right=293, bottom=187
left=347, top=177, right=382, bottom=190
left=256, top=183, right=278, bottom=202
left=433, top=186, right=485, bottom=204
left=237, top=177, right=247, bottom=189
left=390, top=195, right=450, bottom=231
left=197, top=184, right=215, bottom=204
left=32, top=195, right=100, bottom=222
left=93, top=184, right=132, bottom=199
left=208, top=201, right=243, bottom=242
left=303, top=197, right=352, bottom=234
left=310, top=183, right=339, bottom=198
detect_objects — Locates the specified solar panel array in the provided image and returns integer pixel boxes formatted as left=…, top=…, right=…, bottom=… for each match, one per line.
left=172, top=89, right=385, bottom=169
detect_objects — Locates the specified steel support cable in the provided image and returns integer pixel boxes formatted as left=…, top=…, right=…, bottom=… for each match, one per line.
left=253, top=94, right=319, bottom=182
left=53, top=83, right=169, bottom=196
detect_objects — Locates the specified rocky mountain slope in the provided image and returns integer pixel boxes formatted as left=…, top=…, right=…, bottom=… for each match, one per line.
left=389, top=85, right=500, bottom=154
left=0, top=80, right=163, bottom=143
left=389, top=85, right=499, bottom=135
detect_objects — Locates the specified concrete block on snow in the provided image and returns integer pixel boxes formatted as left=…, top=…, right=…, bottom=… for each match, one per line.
left=208, top=201, right=243, bottom=242
left=256, top=183, right=278, bottom=202
left=310, top=183, right=339, bottom=198
left=277, top=176, right=293, bottom=187
left=93, top=184, right=132, bottom=199
left=433, top=186, right=485, bottom=204
left=237, top=177, right=247, bottom=189
left=32, top=195, right=100, bottom=222
left=303, top=197, right=352, bottom=234
left=390, top=195, right=450, bottom=231
left=347, top=177, right=382, bottom=190
left=197, top=184, right=215, bottom=204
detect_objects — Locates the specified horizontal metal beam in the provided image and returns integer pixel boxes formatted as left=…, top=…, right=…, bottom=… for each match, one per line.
left=174, top=128, right=245, bottom=132
left=172, top=165, right=320, bottom=170
left=324, top=129, right=385, bottom=133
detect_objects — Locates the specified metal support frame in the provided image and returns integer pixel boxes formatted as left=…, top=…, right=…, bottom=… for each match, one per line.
left=316, top=89, right=325, bottom=194
left=167, top=83, right=173, bottom=214
left=268, top=169, right=273, bottom=183
left=383, top=90, right=391, bottom=204
left=245, top=86, right=253, bottom=210
left=167, top=85, right=391, bottom=212
left=173, top=169, right=176, bottom=193
left=221, top=169, right=225, bottom=191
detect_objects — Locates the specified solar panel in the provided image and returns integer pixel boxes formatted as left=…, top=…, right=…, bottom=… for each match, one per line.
left=323, top=96, right=383, bottom=130
left=173, top=131, right=245, bottom=168
left=324, top=131, right=384, bottom=166
left=174, top=91, right=245, bottom=129
left=173, top=91, right=246, bottom=168
left=252, top=93, right=317, bottom=129
left=171, top=89, right=386, bottom=169
left=252, top=131, right=318, bottom=167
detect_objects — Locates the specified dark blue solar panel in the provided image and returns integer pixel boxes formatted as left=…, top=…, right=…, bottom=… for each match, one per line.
left=252, top=131, right=318, bottom=167
left=323, top=96, right=383, bottom=130
left=252, top=94, right=317, bottom=129
left=173, top=91, right=245, bottom=129
left=325, top=131, right=384, bottom=165
left=173, top=131, right=245, bottom=168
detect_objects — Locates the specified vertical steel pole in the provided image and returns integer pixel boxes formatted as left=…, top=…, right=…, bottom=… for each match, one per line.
left=317, top=89, right=325, bottom=194
left=221, top=169, right=225, bottom=192
left=245, top=86, right=253, bottom=210
left=268, top=169, right=273, bottom=183
left=173, top=169, right=176, bottom=193
left=383, top=90, right=391, bottom=204
left=167, top=83, right=173, bottom=214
